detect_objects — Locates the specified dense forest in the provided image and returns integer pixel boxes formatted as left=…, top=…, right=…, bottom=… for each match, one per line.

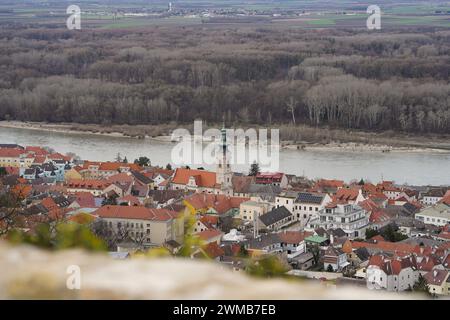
left=0, top=25, right=449, bottom=133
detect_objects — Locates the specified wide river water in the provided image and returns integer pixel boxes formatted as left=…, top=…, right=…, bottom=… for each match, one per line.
left=1, top=126, right=449, bottom=186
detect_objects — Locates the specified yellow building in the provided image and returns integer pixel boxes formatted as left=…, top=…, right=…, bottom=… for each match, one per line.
left=0, top=149, right=26, bottom=168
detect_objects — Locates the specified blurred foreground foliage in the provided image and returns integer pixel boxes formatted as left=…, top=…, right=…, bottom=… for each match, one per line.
left=7, top=222, right=107, bottom=251
left=245, top=255, right=290, bottom=278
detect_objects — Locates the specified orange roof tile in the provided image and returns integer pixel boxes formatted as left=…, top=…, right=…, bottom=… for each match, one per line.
left=0, top=148, right=24, bottom=158
left=66, top=179, right=110, bottom=190
left=335, top=188, right=361, bottom=202
left=185, top=193, right=249, bottom=214
left=41, top=197, right=58, bottom=211
left=172, top=168, right=216, bottom=188
left=202, top=242, right=225, bottom=258
left=196, top=229, right=223, bottom=241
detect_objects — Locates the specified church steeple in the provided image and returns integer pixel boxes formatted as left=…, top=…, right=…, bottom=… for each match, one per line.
left=216, top=121, right=233, bottom=194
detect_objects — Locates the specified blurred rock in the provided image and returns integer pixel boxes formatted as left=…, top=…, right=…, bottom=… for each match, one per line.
left=0, top=242, right=418, bottom=299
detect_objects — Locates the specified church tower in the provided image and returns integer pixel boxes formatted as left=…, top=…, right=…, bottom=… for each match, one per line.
left=216, top=125, right=233, bottom=193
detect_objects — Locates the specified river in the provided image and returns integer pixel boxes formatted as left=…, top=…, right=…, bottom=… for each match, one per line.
left=1, top=126, right=449, bottom=186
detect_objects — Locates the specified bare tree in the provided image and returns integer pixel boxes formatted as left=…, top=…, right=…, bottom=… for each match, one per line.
left=286, top=96, right=297, bottom=125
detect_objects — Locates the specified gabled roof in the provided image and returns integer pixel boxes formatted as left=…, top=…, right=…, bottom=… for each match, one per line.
left=69, top=192, right=97, bottom=208
left=246, top=233, right=281, bottom=250
left=184, top=193, right=249, bottom=214
left=172, top=168, right=216, bottom=188
left=107, top=172, right=134, bottom=184
left=368, top=254, right=417, bottom=275
left=148, top=190, right=185, bottom=203
left=324, top=246, right=345, bottom=257
left=196, top=229, right=223, bottom=241
left=131, top=170, right=153, bottom=185
left=259, top=206, right=291, bottom=227
left=424, top=269, right=449, bottom=286
left=278, top=231, right=312, bottom=244
left=334, top=188, right=362, bottom=202
left=311, top=179, right=345, bottom=192
left=117, top=195, right=141, bottom=206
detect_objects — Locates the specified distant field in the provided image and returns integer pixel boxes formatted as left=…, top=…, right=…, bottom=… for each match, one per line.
left=0, top=1, right=449, bottom=30
left=99, top=16, right=203, bottom=29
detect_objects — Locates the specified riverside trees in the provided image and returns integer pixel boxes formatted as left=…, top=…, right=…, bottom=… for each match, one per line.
left=0, top=26, right=449, bottom=134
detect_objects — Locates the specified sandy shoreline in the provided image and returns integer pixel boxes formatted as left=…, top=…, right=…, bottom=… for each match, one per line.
left=1, top=120, right=448, bottom=154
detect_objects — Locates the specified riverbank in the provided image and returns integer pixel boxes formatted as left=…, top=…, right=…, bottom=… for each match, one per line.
left=1, top=120, right=449, bottom=153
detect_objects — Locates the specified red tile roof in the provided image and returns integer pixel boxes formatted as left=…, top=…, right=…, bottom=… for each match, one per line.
left=107, top=172, right=134, bottom=184
left=47, top=153, right=71, bottom=162
left=278, top=231, right=312, bottom=244
left=25, top=146, right=49, bottom=155
left=0, top=148, right=24, bottom=157
left=334, top=188, right=361, bottom=202
left=33, top=156, right=47, bottom=164
left=360, top=198, right=380, bottom=213
left=66, top=179, right=110, bottom=190
left=196, top=229, right=223, bottom=241
left=368, top=254, right=417, bottom=275
left=351, top=240, right=430, bottom=256
left=200, top=215, right=219, bottom=227
left=424, top=269, right=449, bottom=286
left=71, top=192, right=96, bottom=208
left=4, top=167, right=19, bottom=175
left=41, top=197, right=58, bottom=211
left=172, top=168, right=217, bottom=188
left=369, top=209, right=391, bottom=224
left=202, top=242, right=225, bottom=259
left=117, top=195, right=141, bottom=206
left=99, top=162, right=141, bottom=171
left=185, top=193, right=249, bottom=214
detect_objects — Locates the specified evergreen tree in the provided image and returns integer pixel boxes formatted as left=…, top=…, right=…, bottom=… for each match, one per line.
left=249, top=161, right=260, bottom=176
left=134, top=156, right=151, bottom=167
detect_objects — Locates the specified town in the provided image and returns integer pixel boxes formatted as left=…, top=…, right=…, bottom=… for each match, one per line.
left=0, top=139, right=449, bottom=297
